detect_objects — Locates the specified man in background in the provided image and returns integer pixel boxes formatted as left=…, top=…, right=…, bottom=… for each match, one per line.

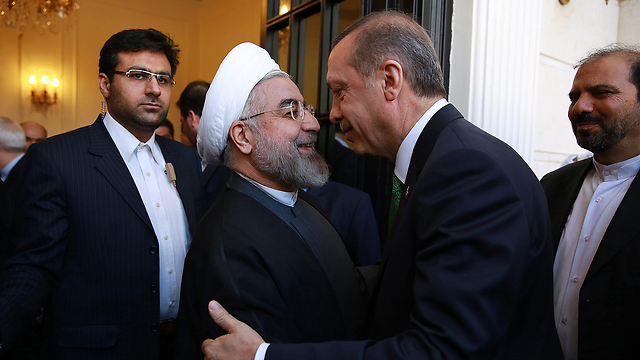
left=541, top=45, right=640, bottom=360
left=20, top=121, right=47, bottom=150
left=0, top=28, right=204, bottom=359
left=155, top=118, right=175, bottom=139
left=0, top=117, right=27, bottom=264
left=177, top=80, right=232, bottom=208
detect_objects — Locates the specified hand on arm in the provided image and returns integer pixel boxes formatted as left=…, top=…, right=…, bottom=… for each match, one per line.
left=202, top=301, right=265, bottom=360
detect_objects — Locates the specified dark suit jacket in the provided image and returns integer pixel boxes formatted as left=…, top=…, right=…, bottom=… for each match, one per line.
left=541, top=159, right=640, bottom=360
left=178, top=173, right=367, bottom=359
left=0, top=116, right=204, bottom=360
left=267, top=104, right=562, bottom=359
left=307, top=181, right=380, bottom=266
left=0, top=154, right=27, bottom=267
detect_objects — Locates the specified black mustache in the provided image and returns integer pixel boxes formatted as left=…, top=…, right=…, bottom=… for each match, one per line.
left=573, top=114, right=602, bottom=124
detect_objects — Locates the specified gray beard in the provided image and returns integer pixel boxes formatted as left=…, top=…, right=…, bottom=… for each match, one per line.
left=252, top=130, right=329, bottom=189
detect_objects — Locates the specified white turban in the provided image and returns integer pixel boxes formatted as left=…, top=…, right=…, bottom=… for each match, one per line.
left=197, top=42, right=280, bottom=164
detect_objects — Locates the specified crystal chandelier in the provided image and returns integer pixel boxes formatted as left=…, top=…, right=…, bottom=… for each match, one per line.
left=0, top=0, right=80, bottom=34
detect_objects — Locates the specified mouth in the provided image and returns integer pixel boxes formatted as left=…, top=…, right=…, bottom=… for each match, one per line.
left=573, top=120, right=601, bottom=133
left=339, top=122, right=353, bottom=133
left=297, top=142, right=315, bottom=154
left=572, top=114, right=603, bottom=133
left=140, top=102, right=163, bottom=111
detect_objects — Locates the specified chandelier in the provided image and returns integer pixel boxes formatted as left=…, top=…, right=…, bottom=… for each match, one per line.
left=0, top=0, right=79, bottom=34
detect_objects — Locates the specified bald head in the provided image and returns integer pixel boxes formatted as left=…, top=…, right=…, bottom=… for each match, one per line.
left=21, top=121, right=47, bottom=150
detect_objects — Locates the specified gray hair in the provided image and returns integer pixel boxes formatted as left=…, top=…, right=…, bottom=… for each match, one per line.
left=0, top=117, right=27, bottom=153
left=223, top=69, right=292, bottom=166
left=577, top=44, right=640, bottom=102
left=332, top=10, right=446, bottom=98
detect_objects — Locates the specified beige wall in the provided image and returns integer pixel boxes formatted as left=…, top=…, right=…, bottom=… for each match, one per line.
left=0, top=0, right=262, bottom=138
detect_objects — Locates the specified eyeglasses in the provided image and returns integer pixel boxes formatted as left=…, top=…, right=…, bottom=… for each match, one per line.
left=112, top=69, right=175, bottom=88
left=241, top=100, right=315, bottom=122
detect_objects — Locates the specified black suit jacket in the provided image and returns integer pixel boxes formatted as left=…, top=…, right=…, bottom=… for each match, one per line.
left=307, top=181, right=380, bottom=266
left=267, top=104, right=562, bottom=359
left=178, top=173, right=367, bottom=359
left=0, top=116, right=204, bottom=359
left=541, top=159, right=640, bottom=360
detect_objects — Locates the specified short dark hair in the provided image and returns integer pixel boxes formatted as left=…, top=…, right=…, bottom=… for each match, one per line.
left=332, top=11, right=446, bottom=99
left=99, top=29, right=180, bottom=82
left=159, top=118, right=174, bottom=137
left=176, top=80, right=210, bottom=119
left=577, top=44, right=640, bottom=102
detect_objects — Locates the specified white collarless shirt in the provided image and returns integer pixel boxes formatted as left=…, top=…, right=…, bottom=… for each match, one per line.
left=554, top=154, right=640, bottom=360
left=104, top=112, right=191, bottom=320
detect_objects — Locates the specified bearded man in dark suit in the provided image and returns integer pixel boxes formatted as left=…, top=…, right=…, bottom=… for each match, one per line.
left=201, top=11, right=562, bottom=360
left=541, top=46, right=640, bottom=360
left=177, top=43, right=367, bottom=360
left=0, top=29, right=204, bottom=359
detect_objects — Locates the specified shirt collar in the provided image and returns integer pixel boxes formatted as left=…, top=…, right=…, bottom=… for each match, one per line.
left=103, top=111, right=161, bottom=165
left=394, top=98, right=449, bottom=183
left=1, top=152, right=24, bottom=182
left=236, top=171, right=298, bottom=207
left=592, top=153, right=640, bottom=182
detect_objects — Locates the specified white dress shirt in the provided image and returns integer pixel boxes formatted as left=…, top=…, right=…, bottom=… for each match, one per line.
left=104, top=112, right=191, bottom=320
left=553, top=154, right=640, bottom=360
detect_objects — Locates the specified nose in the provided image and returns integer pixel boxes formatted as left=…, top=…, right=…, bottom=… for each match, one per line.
left=301, top=110, right=321, bottom=132
left=145, top=77, right=162, bottom=96
left=570, top=94, right=594, bottom=117
left=329, top=97, right=342, bottom=124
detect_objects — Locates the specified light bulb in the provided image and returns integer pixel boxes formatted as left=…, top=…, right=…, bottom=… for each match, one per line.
left=52, top=78, right=59, bottom=87
left=29, top=75, right=37, bottom=85
left=41, top=75, right=50, bottom=84
left=280, top=5, right=288, bottom=14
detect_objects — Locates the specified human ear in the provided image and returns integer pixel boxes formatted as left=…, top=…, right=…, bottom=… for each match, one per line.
left=229, top=121, right=253, bottom=155
left=98, top=73, right=111, bottom=98
left=380, top=60, right=403, bottom=101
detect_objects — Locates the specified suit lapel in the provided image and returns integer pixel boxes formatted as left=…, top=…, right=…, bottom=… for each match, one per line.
left=380, top=105, right=464, bottom=272
left=587, top=174, right=640, bottom=279
left=546, top=160, right=592, bottom=252
left=88, top=116, right=153, bottom=231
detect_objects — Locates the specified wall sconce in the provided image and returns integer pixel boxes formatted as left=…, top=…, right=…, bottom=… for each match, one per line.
left=29, top=73, right=58, bottom=107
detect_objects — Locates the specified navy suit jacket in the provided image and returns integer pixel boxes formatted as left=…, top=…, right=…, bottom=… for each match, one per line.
left=267, top=104, right=562, bottom=359
left=541, top=159, right=640, bottom=360
left=307, top=181, right=380, bottom=266
left=0, top=116, right=204, bottom=359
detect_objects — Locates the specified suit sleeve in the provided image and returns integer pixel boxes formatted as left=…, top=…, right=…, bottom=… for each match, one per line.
left=0, top=144, right=68, bottom=348
left=266, top=148, right=535, bottom=360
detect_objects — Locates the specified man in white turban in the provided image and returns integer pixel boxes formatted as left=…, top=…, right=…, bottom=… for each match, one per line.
left=177, top=43, right=368, bottom=359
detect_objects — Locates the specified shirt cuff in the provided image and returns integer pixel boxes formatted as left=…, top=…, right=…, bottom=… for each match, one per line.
left=254, top=343, right=269, bottom=360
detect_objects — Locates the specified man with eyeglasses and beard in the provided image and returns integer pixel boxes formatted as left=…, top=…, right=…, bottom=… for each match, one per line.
left=0, top=29, right=204, bottom=359
left=177, top=43, right=368, bottom=360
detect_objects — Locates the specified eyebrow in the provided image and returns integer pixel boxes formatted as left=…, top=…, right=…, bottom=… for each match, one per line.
left=278, top=98, right=298, bottom=108
left=127, top=67, right=171, bottom=76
